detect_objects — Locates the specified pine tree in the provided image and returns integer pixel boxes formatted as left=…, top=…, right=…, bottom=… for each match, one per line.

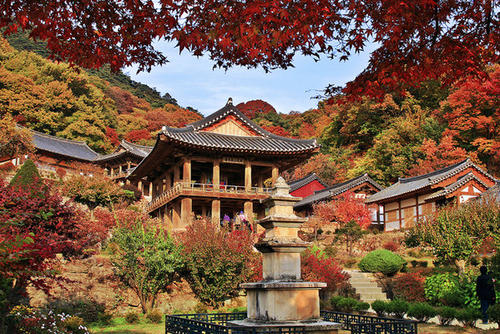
left=10, top=159, right=40, bottom=186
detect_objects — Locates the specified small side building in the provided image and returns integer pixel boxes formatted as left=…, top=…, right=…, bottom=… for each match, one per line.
left=294, top=173, right=384, bottom=226
left=128, top=99, right=320, bottom=231
left=365, top=159, right=497, bottom=231
left=9, top=130, right=101, bottom=179
left=288, top=173, right=328, bottom=198
left=94, top=140, right=152, bottom=197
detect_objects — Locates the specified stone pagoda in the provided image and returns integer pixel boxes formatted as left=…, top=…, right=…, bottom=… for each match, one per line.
left=231, top=177, right=340, bottom=333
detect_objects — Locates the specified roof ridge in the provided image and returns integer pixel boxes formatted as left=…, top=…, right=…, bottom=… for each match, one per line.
left=289, top=173, right=317, bottom=185
left=399, top=159, right=470, bottom=183
left=32, top=129, right=90, bottom=146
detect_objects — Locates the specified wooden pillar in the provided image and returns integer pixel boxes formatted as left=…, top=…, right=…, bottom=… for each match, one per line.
left=174, top=165, right=180, bottom=183
left=244, top=201, right=254, bottom=230
left=213, top=159, right=220, bottom=190
left=165, top=174, right=171, bottom=190
left=127, top=161, right=131, bottom=170
left=183, top=159, right=191, bottom=184
left=181, top=198, right=192, bottom=227
left=245, top=161, right=252, bottom=191
left=149, top=182, right=153, bottom=197
left=119, top=165, right=123, bottom=174
left=272, top=166, right=279, bottom=185
left=211, top=199, right=220, bottom=225
left=202, top=205, right=208, bottom=217
left=172, top=201, right=181, bottom=230
left=398, top=200, right=402, bottom=230
left=138, top=180, right=143, bottom=194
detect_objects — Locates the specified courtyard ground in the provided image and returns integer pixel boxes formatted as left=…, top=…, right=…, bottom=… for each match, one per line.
left=89, top=318, right=500, bottom=334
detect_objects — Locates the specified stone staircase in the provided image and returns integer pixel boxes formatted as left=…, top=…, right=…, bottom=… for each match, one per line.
left=347, top=270, right=388, bottom=303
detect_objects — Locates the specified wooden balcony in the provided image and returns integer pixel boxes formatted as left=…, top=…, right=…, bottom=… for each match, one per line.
left=147, top=182, right=272, bottom=212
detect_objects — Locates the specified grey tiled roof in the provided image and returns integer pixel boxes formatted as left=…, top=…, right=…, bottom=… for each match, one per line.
left=294, top=173, right=383, bottom=209
left=479, top=181, right=500, bottom=204
left=95, top=140, right=152, bottom=162
left=426, top=172, right=491, bottom=201
left=33, top=131, right=100, bottom=161
left=289, top=173, right=328, bottom=192
left=365, top=159, right=496, bottom=203
left=160, top=102, right=318, bottom=154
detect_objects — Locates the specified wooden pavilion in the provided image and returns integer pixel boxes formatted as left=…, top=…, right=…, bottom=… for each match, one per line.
left=128, top=99, right=320, bottom=230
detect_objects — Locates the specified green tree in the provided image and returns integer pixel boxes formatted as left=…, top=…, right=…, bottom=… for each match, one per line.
left=109, top=223, right=184, bottom=313
left=10, top=159, right=40, bottom=186
left=405, top=198, right=500, bottom=274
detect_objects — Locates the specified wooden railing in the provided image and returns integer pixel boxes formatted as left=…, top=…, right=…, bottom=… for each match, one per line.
left=147, top=182, right=272, bottom=212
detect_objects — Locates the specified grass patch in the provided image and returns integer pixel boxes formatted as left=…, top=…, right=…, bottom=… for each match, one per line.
left=89, top=317, right=164, bottom=334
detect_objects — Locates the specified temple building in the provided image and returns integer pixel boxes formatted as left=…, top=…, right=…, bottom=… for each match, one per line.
left=288, top=173, right=328, bottom=198
left=4, top=130, right=101, bottom=179
left=94, top=140, right=153, bottom=197
left=366, top=159, right=497, bottom=231
left=293, top=174, right=384, bottom=226
left=128, top=99, right=320, bottom=230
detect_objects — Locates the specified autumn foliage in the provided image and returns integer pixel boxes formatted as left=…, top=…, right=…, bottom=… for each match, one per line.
left=178, top=219, right=257, bottom=308
left=301, top=249, right=350, bottom=293
left=313, top=191, right=372, bottom=229
left=2, top=0, right=496, bottom=100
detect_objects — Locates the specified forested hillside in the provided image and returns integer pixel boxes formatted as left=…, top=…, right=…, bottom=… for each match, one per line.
left=0, top=36, right=498, bottom=186
left=237, top=68, right=499, bottom=186
left=0, top=36, right=201, bottom=153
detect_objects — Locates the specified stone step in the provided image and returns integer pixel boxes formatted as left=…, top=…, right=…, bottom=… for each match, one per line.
left=346, top=270, right=387, bottom=303
left=353, top=287, right=384, bottom=293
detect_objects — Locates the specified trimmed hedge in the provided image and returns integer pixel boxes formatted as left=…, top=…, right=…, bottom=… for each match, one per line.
left=358, top=249, right=405, bottom=275
left=330, top=296, right=369, bottom=314
left=407, top=302, right=437, bottom=322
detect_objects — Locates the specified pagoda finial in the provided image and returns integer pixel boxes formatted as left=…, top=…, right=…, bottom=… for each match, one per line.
left=227, top=97, right=233, bottom=105
left=273, top=176, right=291, bottom=196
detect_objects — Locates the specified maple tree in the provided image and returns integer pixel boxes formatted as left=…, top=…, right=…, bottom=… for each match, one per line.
left=437, top=65, right=500, bottom=175
left=2, top=1, right=497, bottom=99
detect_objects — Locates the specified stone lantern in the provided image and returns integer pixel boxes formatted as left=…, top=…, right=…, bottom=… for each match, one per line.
left=230, top=177, right=340, bottom=333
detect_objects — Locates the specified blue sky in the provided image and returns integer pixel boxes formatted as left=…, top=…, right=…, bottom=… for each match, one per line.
left=126, top=41, right=374, bottom=116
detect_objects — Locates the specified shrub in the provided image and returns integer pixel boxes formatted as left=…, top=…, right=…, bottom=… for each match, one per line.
left=336, top=297, right=359, bottom=313
left=424, top=273, right=459, bottom=305
left=392, top=272, right=426, bottom=302
left=383, top=241, right=399, bottom=252
left=62, top=316, right=86, bottom=333
left=146, top=309, right=163, bottom=323
left=354, top=302, right=370, bottom=314
left=330, top=296, right=344, bottom=311
left=407, top=302, right=437, bottom=322
left=97, top=312, right=113, bottom=326
left=436, top=306, right=456, bottom=326
left=180, top=220, right=257, bottom=308
left=386, top=299, right=409, bottom=319
left=371, top=300, right=388, bottom=317
left=301, top=249, right=350, bottom=294
left=358, top=249, right=405, bottom=275
left=487, top=303, right=500, bottom=327
left=124, top=311, right=140, bottom=324
left=45, top=297, right=106, bottom=323
left=455, top=308, right=481, bottom=327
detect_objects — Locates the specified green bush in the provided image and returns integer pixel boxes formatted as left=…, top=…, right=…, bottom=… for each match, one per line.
left=10, top=159, right=41, bottom=186
left=62, top=316, right=86, bottom=334
left=45, top=297, right=106, bottom=323
left=146, top=309, right=163, bottom=323
left=336, top=297, right=359, bottom=313
left=371, top=300, right=389, bottom=317
left=329, top=296, right=344, bottom=311
left=436, top=306, right=456, bottom=326
left=358, top=250, right=405, bottom=275
left=455, top=308, right=480, bottom=328
left=124, top=311, right=140, bottom=324
left=386, top=299, right=409, bottom=318
left=354, top=302, right=370, bottom=314
left=487, top=303, right=500, bottom=327
left=424, top=273, right=459, bottom=305
left=407, top=302, right=437, bottom=322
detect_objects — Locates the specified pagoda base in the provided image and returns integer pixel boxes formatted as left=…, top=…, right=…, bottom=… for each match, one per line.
left=229, top=319, right=341, bottom=333
left=241, top=281, right=326, bottom=322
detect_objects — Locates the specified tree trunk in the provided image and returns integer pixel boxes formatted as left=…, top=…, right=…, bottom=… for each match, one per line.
left=455, top=259, right=466, bottom=276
